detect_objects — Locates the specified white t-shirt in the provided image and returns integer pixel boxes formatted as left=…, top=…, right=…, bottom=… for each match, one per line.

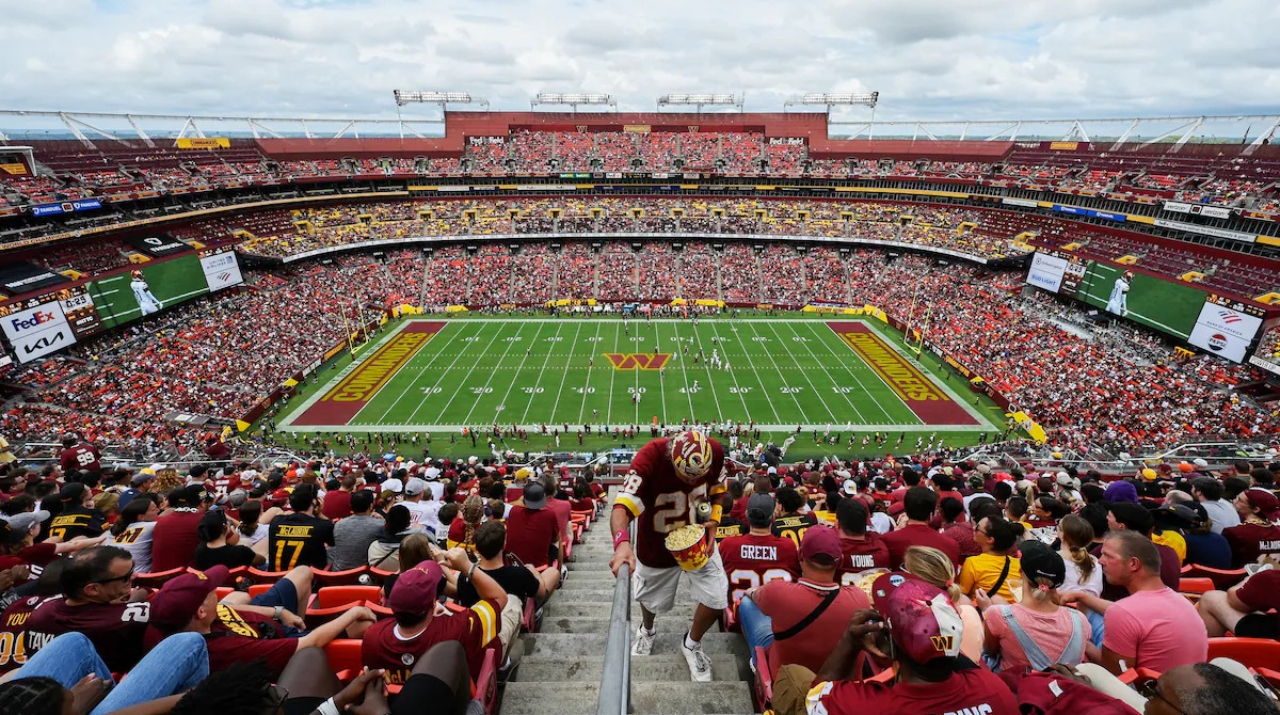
left=401, top=499, right=442, bottom=538
left=110, top=521, right=158, bottom=574
left=424, top=480, right=445, bottom=502
left=870, top=512, right=894, bottom=535
left=1059, top=548, right=1104, bottom=596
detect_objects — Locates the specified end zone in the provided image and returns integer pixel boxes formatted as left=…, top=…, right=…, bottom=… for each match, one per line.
left=826, top=321, right=979, bottom=426
left=290, top=321, right=444, bottom=426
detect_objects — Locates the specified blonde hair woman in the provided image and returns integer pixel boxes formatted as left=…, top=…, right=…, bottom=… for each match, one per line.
left=902, top=545, right=983, bottom=662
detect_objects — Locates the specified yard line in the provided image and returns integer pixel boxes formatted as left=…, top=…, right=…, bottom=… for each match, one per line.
left=477, top=322, right=547, bottom=426
left=707, top=320, right=751, bottom=421
left=519, top=322, right=564, bottom=424
left=434, top=322, right=522, bottom=425
left=406, top=323, right=503, bottom=425
left=372, top=323, right=468, bottom=423
left=576, top=322, right=603, bottom=424
left=670, top=321, right=697, bottom=421
left=694, top=322, right=727, bottom=420
left=726, top=322, right=783, bottom=424
left=606, top=322, right=620, bottom=426
left=745, top=322, right=831, bottom=423
left=655, top=321, right=668, bottom=424
left=766, top=321, right=867, bottom=423
left=805, top=322, right=908, bottom=424
left=546, top=322, right=582, bottom=424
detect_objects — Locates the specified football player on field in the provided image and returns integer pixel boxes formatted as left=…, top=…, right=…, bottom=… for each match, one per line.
left=609, top=430, right=729, bottom=682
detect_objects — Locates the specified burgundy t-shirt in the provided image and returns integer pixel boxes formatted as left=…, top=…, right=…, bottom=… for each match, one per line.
left=26, top=597, right=151, bottom=673
left=321, top=490, right=353, bottom=520
left=0, top=595, right=44, bottom=674
left=881, top=523, right=961, bottom=568
left=151, top=509, right=204, bottom=572
left=1223, top=522, right=1280, bottom=568
left=835, top=532, right=892, bottom=580
left=505, top=506, right=560, bottom=567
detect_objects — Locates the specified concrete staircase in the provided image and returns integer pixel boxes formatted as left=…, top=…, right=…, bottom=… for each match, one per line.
left=501, top=512, right=756, bottom=714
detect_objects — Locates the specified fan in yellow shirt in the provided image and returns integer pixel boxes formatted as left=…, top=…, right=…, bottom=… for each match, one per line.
left=958, top=516, right=1025, bottom=602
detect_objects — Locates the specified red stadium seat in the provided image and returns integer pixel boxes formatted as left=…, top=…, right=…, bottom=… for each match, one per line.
left=317, top=586, right=381, bottom=609
left=1206, top=637, right=1280, bottom=670
left=247, top=568, right=290, bottom=584
left=305, top=604, right=355, bottom=628
left=247, top=584, right=274, bottom=599
left=1178, top=577, right=1215, bottom=595
left=312, top=567, right=370, bottom=587
left=365, top=600, right=395, bottom=620
left=132, top=568, right=187, bottom=589
left=215, top=587, right=234, bottom=601
left=324, top=639, right=364, bottom=681
left=1181, top=564, right=1248, bottom=590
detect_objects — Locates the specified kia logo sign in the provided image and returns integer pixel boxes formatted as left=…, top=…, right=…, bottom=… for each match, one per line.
left=21, top=331, right=66, bottom=354
left=1207, top=333, right=1228, bottom=352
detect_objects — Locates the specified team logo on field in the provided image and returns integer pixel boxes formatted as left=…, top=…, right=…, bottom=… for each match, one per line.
left=604, top=353, right=670, bottom=370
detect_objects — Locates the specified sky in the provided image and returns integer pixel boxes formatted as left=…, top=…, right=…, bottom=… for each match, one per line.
left=1, top=0, right=1278, bottom=130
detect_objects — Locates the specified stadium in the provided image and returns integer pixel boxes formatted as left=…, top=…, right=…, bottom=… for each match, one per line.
left=2, top=86, right=1280, bottom=715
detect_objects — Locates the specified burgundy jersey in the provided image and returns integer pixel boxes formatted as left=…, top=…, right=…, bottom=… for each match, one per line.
left=59, top=444, right=101, bottom=474
left=25, top=597, right=151, bottom=673
left=615, top=437, right=727, bottom=569
left=719, top=533, right=800, bottom=605
left=835, top=532, right=892, bottom=586
left=0, top=595, right=44, bottom=674
left=362, top=599, right=501, bottom=684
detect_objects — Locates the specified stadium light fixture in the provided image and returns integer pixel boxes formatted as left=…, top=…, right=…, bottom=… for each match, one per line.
left=392, top=90, right=489, bottom=110
left=657, top=94, right=744, bottom=114
left=532, top=93, right=617, bottom=113
left=785, top=92, right=880, bottom=111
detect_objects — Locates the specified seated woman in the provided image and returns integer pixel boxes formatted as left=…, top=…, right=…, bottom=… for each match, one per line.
left=958, top=516, right=1023, bottom=603
left=977, top=541, right=1091, bottom=678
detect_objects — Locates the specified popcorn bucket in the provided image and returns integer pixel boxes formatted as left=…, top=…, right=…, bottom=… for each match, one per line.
left=664, top=524, right=713, bottom=571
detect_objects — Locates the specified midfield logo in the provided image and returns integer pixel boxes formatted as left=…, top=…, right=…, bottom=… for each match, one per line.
left=604, top=353, right=671, bottom=371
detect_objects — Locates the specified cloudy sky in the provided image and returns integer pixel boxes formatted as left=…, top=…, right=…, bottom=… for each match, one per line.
left=1, top=0, right=1277, bottom=129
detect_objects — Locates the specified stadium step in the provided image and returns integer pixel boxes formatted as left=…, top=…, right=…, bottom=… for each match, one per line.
left=501, top=492, right=757, bottom=715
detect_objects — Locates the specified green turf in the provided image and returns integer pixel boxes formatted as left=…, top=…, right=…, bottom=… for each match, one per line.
left=270, top=316, right=1006, bottom=460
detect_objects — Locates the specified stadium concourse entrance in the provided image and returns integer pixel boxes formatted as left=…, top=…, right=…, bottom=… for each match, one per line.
left=270, top=314, right=1004, bottom=461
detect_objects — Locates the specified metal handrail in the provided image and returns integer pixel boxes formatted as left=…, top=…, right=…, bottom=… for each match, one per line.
left=596, top=559, right=632, bottom=715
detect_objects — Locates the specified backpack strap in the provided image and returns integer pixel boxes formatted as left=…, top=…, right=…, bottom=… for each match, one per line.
left=987, top=556, right=1012, bottom=598
left=996, top=605, right=1084, bottom=671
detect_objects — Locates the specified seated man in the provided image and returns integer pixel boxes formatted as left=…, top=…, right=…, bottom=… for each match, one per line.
left=1197, top=568, right=1280, bottom=640
left=24, top=546, right=152, bottom=674
left=794, top=575, right=1018, bottom=715
left=455, top=520, right=559, bottom=608
left=145, top=564, right=375, bottom=678
left=738, top=527, right=865, bottom=674
left=362, top=555, right=516, bottom=685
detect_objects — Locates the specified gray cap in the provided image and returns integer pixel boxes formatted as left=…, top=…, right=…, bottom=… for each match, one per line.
left=746, top=493, right=775, bottom=528
left=523, top=482, right=548, bottom=510
left=8, top=510, right=50, bottom=535
left=228, top=489, right=249, bottom=508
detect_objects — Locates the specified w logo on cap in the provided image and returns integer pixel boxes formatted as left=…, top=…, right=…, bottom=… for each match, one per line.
left=929, top=635, right=955, bottom=653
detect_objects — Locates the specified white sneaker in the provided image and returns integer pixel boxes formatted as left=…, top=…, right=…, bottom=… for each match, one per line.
left=632, top=626, right=656, bottom=656
left=680, top=636, right=713, bottom=682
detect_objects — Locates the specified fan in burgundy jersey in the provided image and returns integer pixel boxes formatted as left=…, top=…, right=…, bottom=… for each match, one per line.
left=0, top=559, right=66, bottom=675
left=612, top=431, right=727, bottom=570
left=58, top=434, right=101, bottom=475
left=719, top=493, right=801, bottom=606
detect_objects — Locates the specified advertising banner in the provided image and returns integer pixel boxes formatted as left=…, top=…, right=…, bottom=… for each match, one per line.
left=199, top=249, right=243, bottom=292
left=125, top=235, right=190, bottom=258
left=1188, top=297, right=1264, bottom=363
left=175, top=138, right=230, bottom=149
left=0, top=262, right=70, bottom=296
left=0, top=298, right=76, bottom=363
left=30, top=198, right=103, bottom=218
left=0, top=163, right=27, bottom=175
left=1153, top=218, right=1256, bottom=243
left=1026, top=252, right=1069, bottom=293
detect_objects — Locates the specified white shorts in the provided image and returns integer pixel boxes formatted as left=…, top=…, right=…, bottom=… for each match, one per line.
left=633, top=547, right=729, bottom=613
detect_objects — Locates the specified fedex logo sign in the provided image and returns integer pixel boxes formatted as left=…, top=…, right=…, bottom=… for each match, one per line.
left=9, top=310, right=56, bottom=332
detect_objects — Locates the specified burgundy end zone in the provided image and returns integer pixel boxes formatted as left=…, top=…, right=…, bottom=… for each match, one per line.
left=291, top=322, right=445, bottom=426
left=826, top=322, right=978, bottom=425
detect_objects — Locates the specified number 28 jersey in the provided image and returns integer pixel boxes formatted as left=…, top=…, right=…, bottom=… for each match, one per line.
left=615, top=437, right=727, bottom=569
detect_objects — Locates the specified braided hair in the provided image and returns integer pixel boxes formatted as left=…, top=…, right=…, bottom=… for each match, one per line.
left=0, top=676, right=68, bottom=715
left=461, top=494, right=484, bottom=547
left=168, top=660, right=275, bottom=715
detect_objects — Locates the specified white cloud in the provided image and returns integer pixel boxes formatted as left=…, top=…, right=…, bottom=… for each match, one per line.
left=0, top=0, right=1274, bottom=126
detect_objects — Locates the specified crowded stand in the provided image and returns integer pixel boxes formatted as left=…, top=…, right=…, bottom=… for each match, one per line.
left=0, top=424, right=1276, bottom=715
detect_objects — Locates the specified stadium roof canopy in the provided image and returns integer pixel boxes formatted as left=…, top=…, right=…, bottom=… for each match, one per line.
left=1, top=109, right=1277, bottom=154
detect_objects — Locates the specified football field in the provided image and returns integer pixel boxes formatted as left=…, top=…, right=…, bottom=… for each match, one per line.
left=279, top=317, right=993, bottom=435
